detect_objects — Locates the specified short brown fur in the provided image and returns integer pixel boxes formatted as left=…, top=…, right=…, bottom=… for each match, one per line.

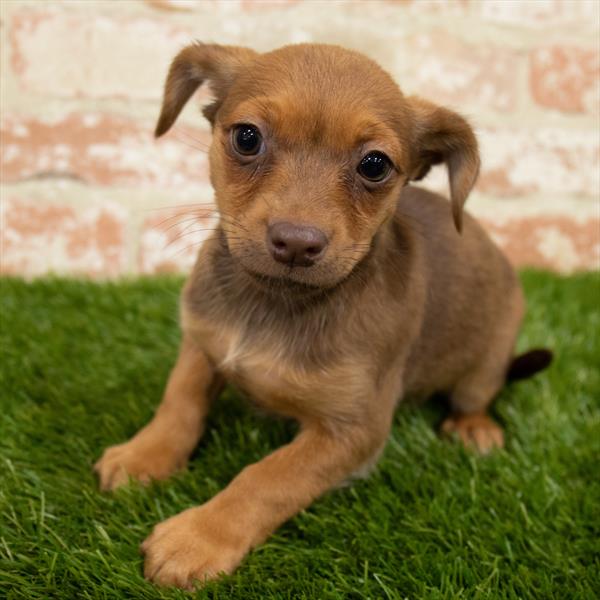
left=95, top=43, right=541, bottom=589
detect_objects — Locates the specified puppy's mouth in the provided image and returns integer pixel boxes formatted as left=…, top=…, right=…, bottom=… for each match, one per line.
left=240, top=258, right=344, bottom=291
left=223, top=235, right=359, bottom=292
left=242, top=266, right=326, bottom=292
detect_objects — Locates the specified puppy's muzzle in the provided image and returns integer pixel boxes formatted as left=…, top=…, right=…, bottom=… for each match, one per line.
left=267, top=222, right=328, bottom=267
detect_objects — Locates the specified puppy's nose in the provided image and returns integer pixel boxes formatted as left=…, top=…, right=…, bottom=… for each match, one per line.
left=267, top=222, right=328, bottom=267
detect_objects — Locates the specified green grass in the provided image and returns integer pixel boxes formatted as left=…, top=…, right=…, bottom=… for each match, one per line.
left=0, top=271, right=598, bottom=599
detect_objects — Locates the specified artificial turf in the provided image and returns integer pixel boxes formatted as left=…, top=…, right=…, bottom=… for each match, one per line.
left=0, top=271, right=598, bottom=599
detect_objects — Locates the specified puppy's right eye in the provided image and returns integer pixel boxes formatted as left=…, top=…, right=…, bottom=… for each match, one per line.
left=357, top=151, right=392, bottom=182
left=232, top=124, right=263, bottom=156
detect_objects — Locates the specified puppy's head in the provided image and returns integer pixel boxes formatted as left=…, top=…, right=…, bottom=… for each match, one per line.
left=156, top=43, right=479, bottom=289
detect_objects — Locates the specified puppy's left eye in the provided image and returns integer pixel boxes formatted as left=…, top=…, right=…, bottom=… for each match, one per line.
left=357, top=151, right=392, bottom=182
left=232, top=124, right=263, bottom=156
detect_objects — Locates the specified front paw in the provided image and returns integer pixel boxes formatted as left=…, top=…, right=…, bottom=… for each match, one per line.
left=94, top=434, right=187, bottom=491
left=141, top=505, right=248, bottom=589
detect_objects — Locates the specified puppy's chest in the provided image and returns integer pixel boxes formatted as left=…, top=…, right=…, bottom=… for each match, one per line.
left=183, top=311, right=369, bottom=421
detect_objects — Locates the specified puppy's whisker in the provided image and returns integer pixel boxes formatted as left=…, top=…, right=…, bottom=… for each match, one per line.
left=171, top=128, right=211, bottom=150
left=169, top=135, right=209, bottom=154
left=172, top=232, right=246, bottom=253
left=168, top=243, right=208, bottom=259
left=142, top=205, right=250, bottom=234
left=145, top=203, right=219, bottom=212
left=153, top=211, right=248, bottom=235
left=164, top=228, right=230, bottom=249
left=144, top=210, right=216, bottom=231
left=158, top=214, right=219, bottom=234
left=171, top=234, right=249, bottom=259
left=143, top=209, right=214, bottom=228
left=173, top=127, right=212, bottom=149
left=218, top=219, right=251, bottom=235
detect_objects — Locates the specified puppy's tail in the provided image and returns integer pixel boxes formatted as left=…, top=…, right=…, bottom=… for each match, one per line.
left=506, top=348, right=553, bottom=382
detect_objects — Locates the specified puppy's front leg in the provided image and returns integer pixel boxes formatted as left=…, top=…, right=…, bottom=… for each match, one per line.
left=95, top=336, right=219, bottom=491
left=141, top=413, right=392, bottom=589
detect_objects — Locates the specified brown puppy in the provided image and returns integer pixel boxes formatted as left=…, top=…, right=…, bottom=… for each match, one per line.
left=95, top=43, right=551, bottom=589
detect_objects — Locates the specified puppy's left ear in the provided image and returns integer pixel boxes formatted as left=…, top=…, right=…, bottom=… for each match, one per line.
left=407, top=96, right=480, bottom=232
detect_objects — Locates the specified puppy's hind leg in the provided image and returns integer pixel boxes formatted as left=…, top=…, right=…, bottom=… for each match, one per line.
left=94, top=336, right=221, bottom=491
left=442, top=289, right=524, bottom=454
left=441, top=379, right=506, bottom=455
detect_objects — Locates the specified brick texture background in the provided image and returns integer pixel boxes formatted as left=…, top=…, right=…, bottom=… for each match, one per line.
left=1, top=0, right=599, bottom=277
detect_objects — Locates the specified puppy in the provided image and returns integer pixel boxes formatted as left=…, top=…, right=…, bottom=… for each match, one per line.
left=94, top=43, right=551, bottom=589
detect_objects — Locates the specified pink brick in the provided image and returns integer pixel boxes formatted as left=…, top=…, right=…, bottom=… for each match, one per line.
left=144, top=0, right=199, bottom=11
left=385, top=0, right=470, bottom=14
left=240, top=0, right=301, bottom=9
left=477, top=127, right=599, bottom=198
left=404, top=31, right=520, bottom=112
left=481, top=216, right=600, bottom=272
left=1, top=113, right=210, bottom=188
left=10, top=10, right=193, bottom=99
left=146, top=0, right=301, bottom=10
left=530, top=46, right=600, bottom=114
left=139, top=205, right=217, bottom=274
left=0, top=197, right=128, bottom=277
left=480, top=0, right=600, bottom=28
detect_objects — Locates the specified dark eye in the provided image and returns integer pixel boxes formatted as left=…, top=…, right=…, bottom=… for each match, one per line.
left=232, top=124, right=262, bottom=156
left=357, top=151, right=392, bottom=182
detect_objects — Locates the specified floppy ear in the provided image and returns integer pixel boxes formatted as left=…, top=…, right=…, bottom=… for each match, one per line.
left=154, top=42, right=258, bottom=138
left=407, top=96, right=480, bottom=232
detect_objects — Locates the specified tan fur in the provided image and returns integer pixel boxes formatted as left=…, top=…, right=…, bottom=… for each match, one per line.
left=95, top=43, right=527, bottom=589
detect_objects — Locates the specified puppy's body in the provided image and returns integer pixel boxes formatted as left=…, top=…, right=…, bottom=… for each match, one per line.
left=182, top=185, right=520, bottom=421
left=398, top=187, right=522, bottom=403
left=95, top=43, right=547, bottom=589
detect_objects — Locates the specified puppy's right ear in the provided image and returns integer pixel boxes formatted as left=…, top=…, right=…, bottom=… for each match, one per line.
left=154, top=42, right=258, bottom=137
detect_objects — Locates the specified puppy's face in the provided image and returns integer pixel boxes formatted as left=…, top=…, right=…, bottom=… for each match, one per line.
left=210, top=46, right=414, bottom=288
left=156, top=44, right=480, bottom=290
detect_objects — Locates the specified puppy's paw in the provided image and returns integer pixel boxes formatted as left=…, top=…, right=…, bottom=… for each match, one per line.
left=141, top=506, right=247, bottom=589
left=441, top=413, right=504, bottom=455
left=94, top=436, right=187, bottom=491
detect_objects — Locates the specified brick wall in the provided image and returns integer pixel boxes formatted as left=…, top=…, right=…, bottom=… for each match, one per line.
left=1, top=0, right=598, bottom=277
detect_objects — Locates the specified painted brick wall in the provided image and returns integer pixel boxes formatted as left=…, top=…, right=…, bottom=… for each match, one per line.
left=1, top=0, right=599, bottom=277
